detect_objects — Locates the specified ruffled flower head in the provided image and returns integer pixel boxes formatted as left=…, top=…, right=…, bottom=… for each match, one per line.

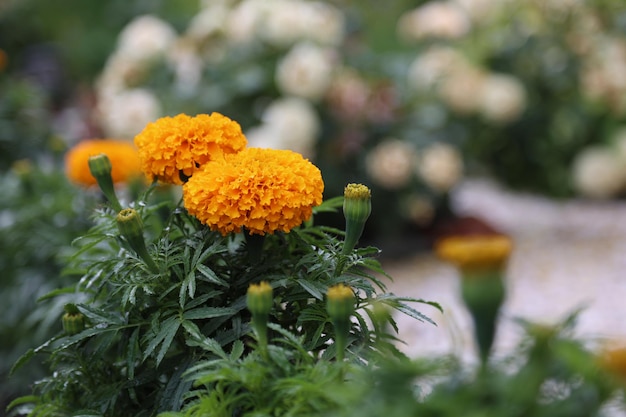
left=183, top=148, right=324, bottom=235
left=134, top=112, right=247, bottom=184
left=65, top=139, right=142, bottom=186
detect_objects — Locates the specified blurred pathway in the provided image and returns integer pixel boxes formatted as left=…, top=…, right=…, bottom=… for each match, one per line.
left=385, top=179, right=626, bottom=363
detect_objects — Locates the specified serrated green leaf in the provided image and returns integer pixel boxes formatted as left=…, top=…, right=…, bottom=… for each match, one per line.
left=297, top=279, right=325, bottom=300
left=36, top=286, right=76, bottom=302
left=230, top=340, right=244, bottom=360
left=196, top=264, right=228, bottom=286
left=9, top=348, right=35, bottom=376
left=6, top=395, right=38, bottom=411
left=183, top=307, right=236, bottom=321
left=144, top=316, right=180, bottom=366
left=127, top=328, right=140, bottom=380
left=77, top=304, right=125, bottom=325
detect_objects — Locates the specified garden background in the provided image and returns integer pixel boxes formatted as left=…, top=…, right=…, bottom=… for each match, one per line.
left=2, top=0, right=626, bottom=414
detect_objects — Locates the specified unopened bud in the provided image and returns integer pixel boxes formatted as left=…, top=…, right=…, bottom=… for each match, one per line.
left=326, top=284, right=355, bottom=361
left=88, top=154, right=122, bottom=211
left=116, top=208, right=159, bottom=273
left=247, top=281, right=273, bottom=318
left=342, top=183, right=372, bottom=254
left=62, top=303, right=85, bottom=336
left=247, top=281, right=273, bottom=354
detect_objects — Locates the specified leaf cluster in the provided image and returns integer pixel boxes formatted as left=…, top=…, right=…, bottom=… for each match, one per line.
left=9, top=185, right=438, bottom=417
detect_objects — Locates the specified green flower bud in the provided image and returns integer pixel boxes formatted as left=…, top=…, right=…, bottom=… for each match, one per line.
left=326, top=284, right=355, bottom=322
left=247, top=282, right=273, bottom=354
left=116, top=208, right=159, bottom=273
left=88, top=154, right=122, bottom=211
left=62, top=304, right=85, bottom=336
left=247, top=281, right=273, bottom=318
left=326, top=284, right=355, bottom=361
left=342, top=183, right=372, bottom=254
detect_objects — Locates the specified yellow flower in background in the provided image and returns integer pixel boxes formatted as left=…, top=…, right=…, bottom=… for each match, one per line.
left=134, top=112, right=247, bottom=185
left=435, top=234, right=512, bottom=273
left=599, top=345, right=626, bottom=383
left=65, top=139, right=142, bottom=186
left=183, top=148, right=324, bottom=236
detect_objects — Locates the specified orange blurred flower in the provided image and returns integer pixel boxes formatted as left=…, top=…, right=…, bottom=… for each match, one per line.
left=134, top=113, right=247, bottom=185
left=435, top=234, right=512, bottom=273
left=183, top=148, right=324, bottom=236
left=599, top=345, right=626, bottom=383
left=65, top=139, right=142, bottom=186
left=0, top=49, right=7, bottom=72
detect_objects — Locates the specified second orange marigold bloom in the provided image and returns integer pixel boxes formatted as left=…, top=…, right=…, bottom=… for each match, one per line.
left=134, top=112, right=247, bottom=185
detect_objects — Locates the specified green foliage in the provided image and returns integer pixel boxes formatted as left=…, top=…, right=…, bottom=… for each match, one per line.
left=0, top=162, right=96, bottom=409
left=9, top=182, right=437, bottom=417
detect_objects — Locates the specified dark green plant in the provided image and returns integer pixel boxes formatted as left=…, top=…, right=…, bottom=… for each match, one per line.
left=0, top=161, right=96, bottom=410
left=9, top=174, right=439, bottom=417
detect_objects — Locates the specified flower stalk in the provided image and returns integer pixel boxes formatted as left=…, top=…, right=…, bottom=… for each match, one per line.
left=326, top=284, right=355, bottom=362
left=342, top=183, right=371, bottom=255
left=116, top=208, right=159, bottom=273
left=88, top=154, right=123, bottom=212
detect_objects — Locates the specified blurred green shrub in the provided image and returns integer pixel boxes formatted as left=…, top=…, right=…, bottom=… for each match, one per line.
left=0, top=161, right=96, bottom=409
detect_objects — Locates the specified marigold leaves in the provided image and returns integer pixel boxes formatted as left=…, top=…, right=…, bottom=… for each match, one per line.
left=143, top=315, right=180, bottom=367
left=196, top=264, right=227, bottom=286
left=126, top=328, right=140, bottom=380
left=375, top=294, right=441, bottom=326
left=10, top=348, right=35, bottom=376
left=297, top=279, right=327, bottom=301
left=77, top=304, right=125, bottom=326
left=182, top=307, right=237, bottom=321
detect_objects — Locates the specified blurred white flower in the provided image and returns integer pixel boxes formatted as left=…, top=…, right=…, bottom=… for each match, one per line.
left=116, top=15, right=177, bottom=64
left=187, top=2, right=231, bottom=41
left=398, top=1, right=470, bottom=41
left=246, top=96, right=320, bottom=158
left=275, top=42, right=338, bottom=101
left=166, top=39, right=203, bottom=96
left=96, top=88, right=162, bottom=140
left=97, top=52, right=148, bottom=93
left=572, top=146, right=626, bottom=199
left=224, top=0, right=267, bottom=43
left=580, top=36, right=626, bottom=115
left=477, top=73, right=527, bottom=123
left=366, top=139, right=417, bottom=189
left=326, top=68, right=371, bottom=121
left=451, top=0, right=502, bottom=22
left=438, top=68, right=486, bottom=115
left=263, top=1, right=344, bottom=47
left=407, top=46, right=469, bottom=91
left=226, top=0, right=344, bottom=47
left=416, top=143, right=463, bottom=192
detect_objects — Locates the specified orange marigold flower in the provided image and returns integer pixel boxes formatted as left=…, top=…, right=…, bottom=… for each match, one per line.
left=134, top=112, right=247, bottom=185
left=183, top=148, right=324, bottom=236
left=65, top=139, right=142, bottom=186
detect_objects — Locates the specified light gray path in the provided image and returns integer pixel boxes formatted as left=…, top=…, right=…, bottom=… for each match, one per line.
left=385, top=179, right=626, bottom=363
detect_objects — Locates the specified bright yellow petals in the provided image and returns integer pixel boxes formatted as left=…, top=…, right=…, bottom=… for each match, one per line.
left=134, top=112, right=247, bottom=185
left=435, top=234, right=512, bottom=273
left=65, top=139, right=142, bottom=186
left=183, top=148, right=324, bottom=236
